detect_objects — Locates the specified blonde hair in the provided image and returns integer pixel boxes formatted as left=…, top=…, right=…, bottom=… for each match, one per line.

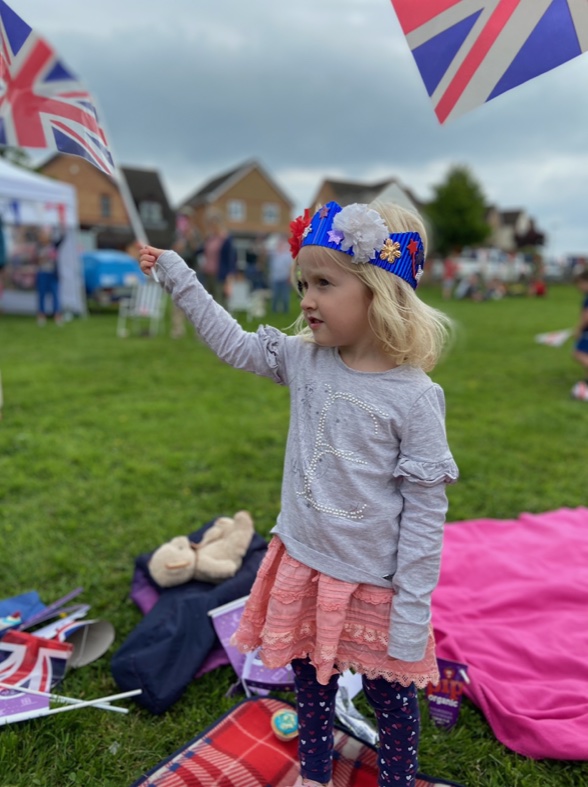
left=292, top=199, right=453, bottom=372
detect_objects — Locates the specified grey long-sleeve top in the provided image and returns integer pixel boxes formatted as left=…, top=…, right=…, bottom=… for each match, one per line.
left=155, top=251, right=459, bottom=662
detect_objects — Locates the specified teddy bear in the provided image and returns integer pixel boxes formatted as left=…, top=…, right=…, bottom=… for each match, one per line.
left=147, top=510, right=255, bottom=587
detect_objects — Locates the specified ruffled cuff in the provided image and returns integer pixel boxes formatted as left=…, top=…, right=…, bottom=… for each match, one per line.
left=393, top=455, right=459, bottom=486
left=254, top=324, right=284, bottom=380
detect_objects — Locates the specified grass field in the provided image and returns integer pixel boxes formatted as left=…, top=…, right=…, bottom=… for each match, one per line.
left=0, top=284, right=586, bottom=786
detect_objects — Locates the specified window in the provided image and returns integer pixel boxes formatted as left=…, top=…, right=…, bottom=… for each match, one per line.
left=139, top=200, right=163, bottom=226
left=262, top=202, right=280, bottom=225
left=227, top=199, right=245, bottom=222
left=100, top=194, right=111, bottom=218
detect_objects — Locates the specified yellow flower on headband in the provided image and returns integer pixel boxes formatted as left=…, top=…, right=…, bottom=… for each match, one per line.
left=380, top=239, right=402, bottom=263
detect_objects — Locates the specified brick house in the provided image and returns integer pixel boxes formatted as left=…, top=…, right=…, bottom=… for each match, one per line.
left=177, top=159, right=294, bottom=264
left=37, top=155, right=175, bottom=251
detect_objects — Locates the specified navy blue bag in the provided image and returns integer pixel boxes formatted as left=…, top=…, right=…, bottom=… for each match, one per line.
left=111, top=518, right=267, bottom=714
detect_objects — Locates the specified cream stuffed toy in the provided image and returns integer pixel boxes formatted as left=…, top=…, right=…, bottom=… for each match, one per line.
left=147, top=510, right=255, bottom=587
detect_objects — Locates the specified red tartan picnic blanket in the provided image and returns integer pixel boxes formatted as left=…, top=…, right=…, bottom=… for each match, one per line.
left=131, top=697, right=462, bottom=787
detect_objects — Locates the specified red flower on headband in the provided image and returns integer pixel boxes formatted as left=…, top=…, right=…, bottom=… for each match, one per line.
left=289, top=209, right=311, bottom=258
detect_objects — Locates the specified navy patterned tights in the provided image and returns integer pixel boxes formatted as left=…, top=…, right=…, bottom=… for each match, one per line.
left=292, top=658, right=420, bottom=787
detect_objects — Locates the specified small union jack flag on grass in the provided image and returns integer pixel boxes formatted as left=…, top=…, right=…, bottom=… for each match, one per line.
left=390, top=0, right=588, bottom=123
left=0, top=631, right=72, bottom=725
left=0, top=0, right=115, bottom=176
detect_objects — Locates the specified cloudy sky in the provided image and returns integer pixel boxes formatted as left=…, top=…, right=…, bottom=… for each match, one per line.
left=14, top=0, right=588, bottom=256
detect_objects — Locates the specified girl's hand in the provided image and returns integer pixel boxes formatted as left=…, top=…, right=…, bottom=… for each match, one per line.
left=139, top=245, right=165, bottom=276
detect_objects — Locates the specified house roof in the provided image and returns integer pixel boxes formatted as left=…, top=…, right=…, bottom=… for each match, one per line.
left=314, top=177, right=425, bottom=211
left=178, top=158, right=294, bottom=209
left=184, top=163, right=245, bottom=204
left=500, top=209, right=524, bottom=225
left=37, top=155, right=173, bottom=217
left=37, top=152, right=115, bottom=185
left=316, top=178, right=393, bottom=207
left=121, top=166, right=172, bottom=212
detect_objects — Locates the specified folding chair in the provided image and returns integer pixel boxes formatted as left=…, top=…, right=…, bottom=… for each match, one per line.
left=228, top=279, right=271, bottom=322
left=227, top=278, right=252, bottom=315
left=116, top=281, right=166, bottom=338
left=248, top=288, right=270, bottom=320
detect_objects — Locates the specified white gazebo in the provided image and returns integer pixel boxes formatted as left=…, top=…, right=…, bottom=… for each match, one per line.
left=0, top=159, right=85, bottom=315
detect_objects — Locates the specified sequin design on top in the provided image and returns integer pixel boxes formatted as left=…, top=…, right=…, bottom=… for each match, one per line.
left=297, top=384, right=389, bottom=520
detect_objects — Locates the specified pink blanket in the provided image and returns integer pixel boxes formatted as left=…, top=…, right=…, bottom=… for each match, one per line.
left=432, top=507, right=588, bottom=760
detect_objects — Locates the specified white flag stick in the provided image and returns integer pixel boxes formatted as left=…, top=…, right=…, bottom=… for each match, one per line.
left=115, top=164, right=147, bottom=246
left=0, top=681, right=128, bottom=714
left=32, top=688, right=142, bottom=717
left=89, top=94, right=161, bottom=283
left=114, top=165, right=160, bottom=284
left=114, top=164, right=161, bottom=282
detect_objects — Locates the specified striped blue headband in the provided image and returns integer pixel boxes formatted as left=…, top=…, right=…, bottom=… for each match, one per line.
left=292, top=201, right=425, bottom=289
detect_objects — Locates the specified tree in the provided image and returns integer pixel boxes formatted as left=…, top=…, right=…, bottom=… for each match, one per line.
left=425, top=165, right=491, bottom=256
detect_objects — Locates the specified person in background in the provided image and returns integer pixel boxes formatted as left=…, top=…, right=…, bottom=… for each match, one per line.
left=528, top=275, right=547, bottom=297
left=507, top=272, right=529, bottom=297
left=245, top=234, right=267, bottom=290
left=268, top=233, right=293, bottom=313
left=454, top=271, right=484, bottom=301
left=199, top=209, right=236, bottom=308
left=572, top=268, right=588, bottom=381
left=485, top=277, right=507, bottom=300
left=36, top=227, right=64, bottom=325
left=139, top=197, right=458, bottom=787
left=442, top=251, right=459, bottom=300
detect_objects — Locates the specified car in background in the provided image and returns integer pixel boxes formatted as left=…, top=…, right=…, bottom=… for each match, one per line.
left=455, top=248, right=531, bottom=282
left=82, top=249, right=144, bottom=305
left=430, top=248, right=532, bottom=283
left=542, top=257, right=571, bottom=282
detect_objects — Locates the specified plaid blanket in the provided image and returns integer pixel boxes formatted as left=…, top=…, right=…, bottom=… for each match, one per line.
left=131, top=697, right=463, bottom=787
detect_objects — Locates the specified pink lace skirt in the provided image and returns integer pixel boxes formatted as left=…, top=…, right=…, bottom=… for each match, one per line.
left=231, top=537, right=439, bottom=688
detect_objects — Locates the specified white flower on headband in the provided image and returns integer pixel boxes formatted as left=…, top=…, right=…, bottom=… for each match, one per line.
left=332, top=204, right=389, bottom=263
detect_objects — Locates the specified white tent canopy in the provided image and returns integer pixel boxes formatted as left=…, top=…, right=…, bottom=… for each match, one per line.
left=0, top=159, right=85, bottom=315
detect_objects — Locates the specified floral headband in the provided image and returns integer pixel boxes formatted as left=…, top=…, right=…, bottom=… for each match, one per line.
left=289, top=201, right=425, bottom=289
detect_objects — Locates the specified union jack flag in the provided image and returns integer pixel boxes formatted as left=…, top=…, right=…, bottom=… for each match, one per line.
left=0, top=631, right=72, bottom=724
left=390, top=0, right=588, bottom=123
left=0, top=0, right=115, bottom=176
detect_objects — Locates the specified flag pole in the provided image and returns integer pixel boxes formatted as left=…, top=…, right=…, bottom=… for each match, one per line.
left=30, top=688, right=142, bottom=716
left=113, top=165, right=160, bottom=282
left=114, top=164, right=146, bottom=246
left=0, top=688, right=142, bottom=725
left=88, top=92, right=160, bottom=280
left=0, top=681, right=128, bottom=714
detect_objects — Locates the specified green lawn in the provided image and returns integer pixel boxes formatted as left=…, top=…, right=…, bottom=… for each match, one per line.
left=0, top=285, right=586, bottom=786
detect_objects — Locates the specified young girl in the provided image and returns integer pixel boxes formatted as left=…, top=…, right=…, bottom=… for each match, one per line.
left=139, top=199, right=458, bottom=787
